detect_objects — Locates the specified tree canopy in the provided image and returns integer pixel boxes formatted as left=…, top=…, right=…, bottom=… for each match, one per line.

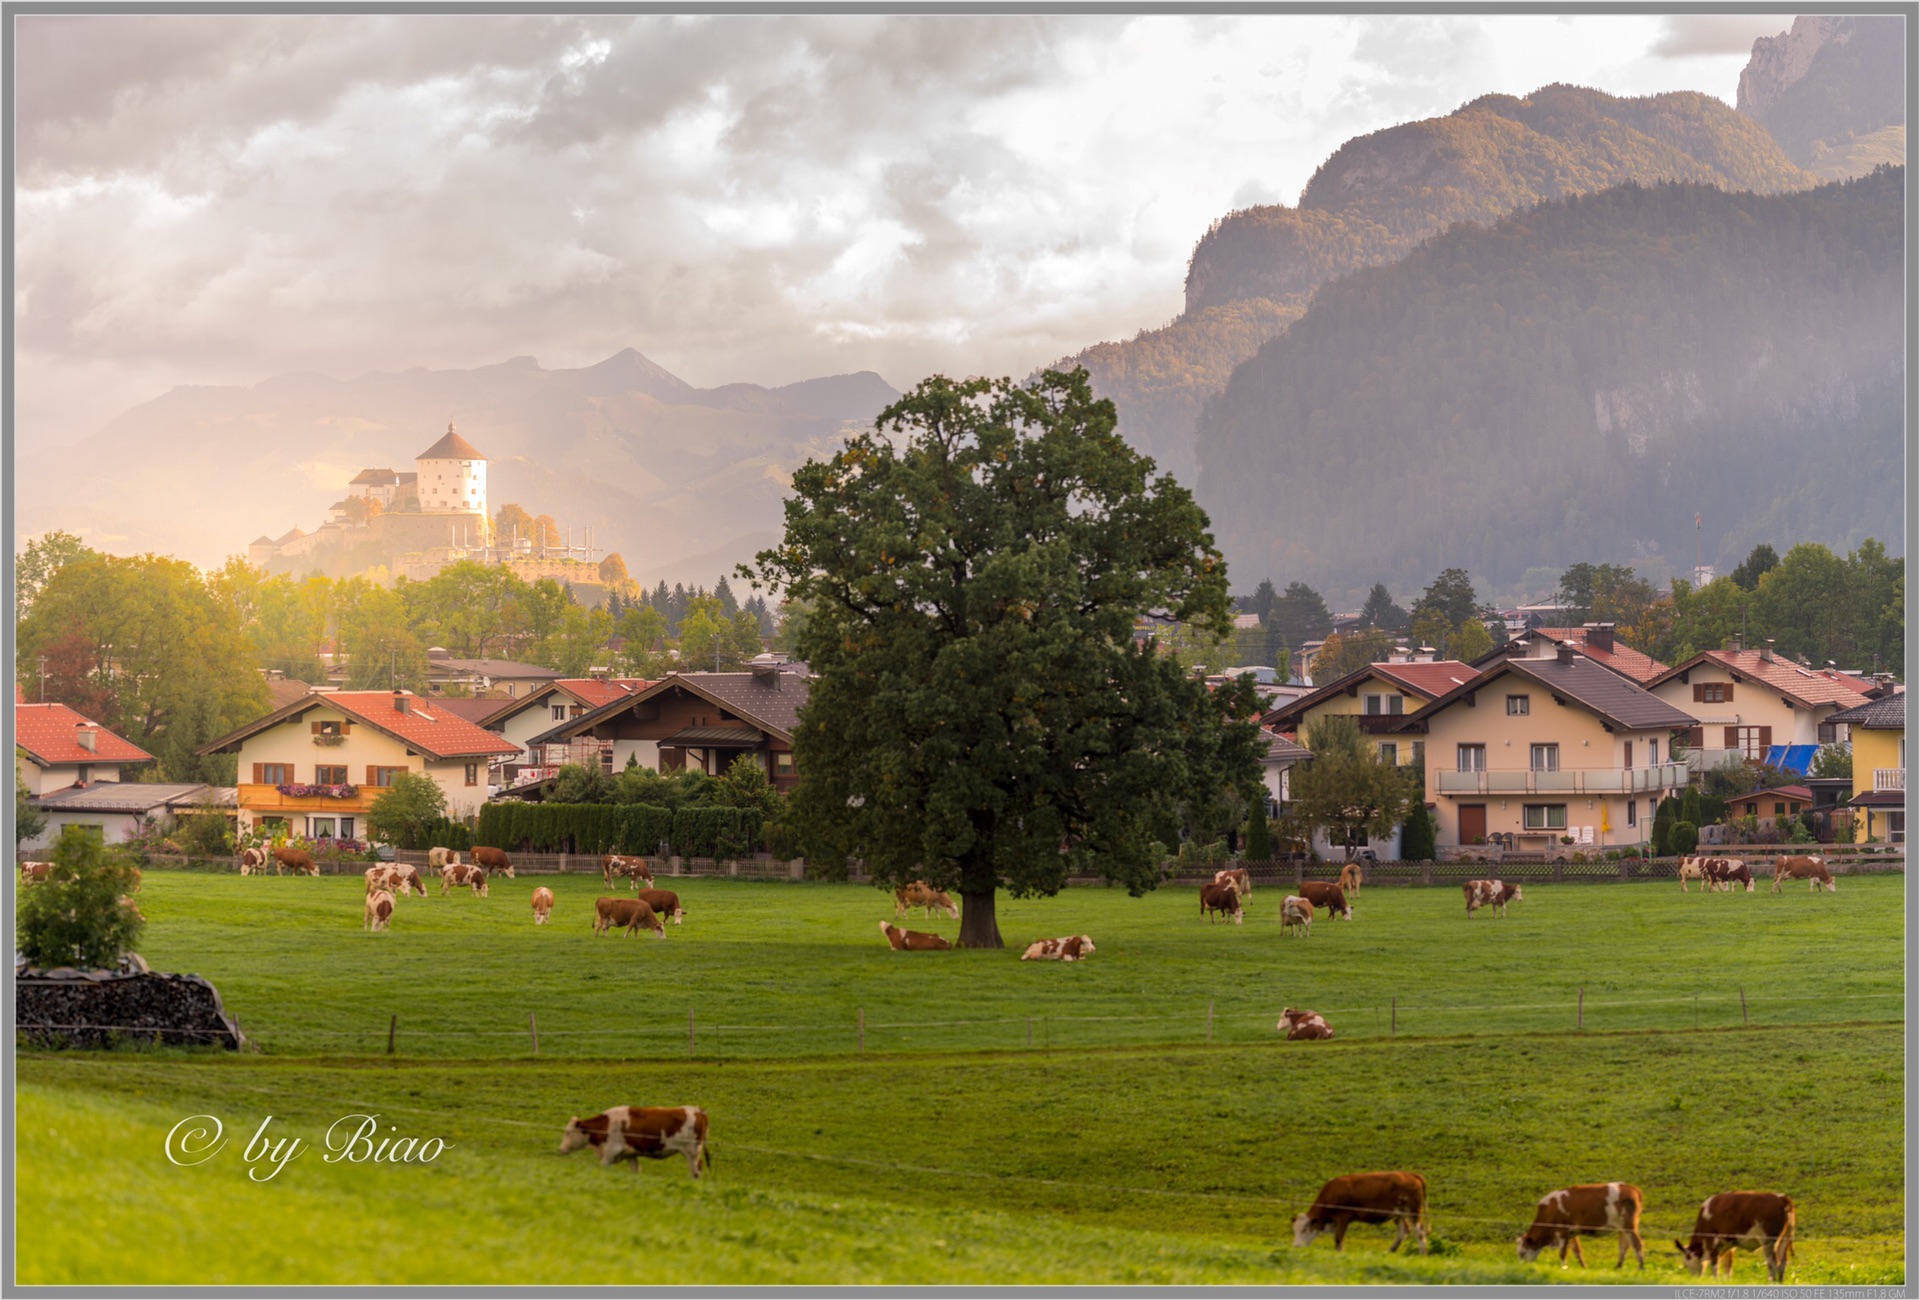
left=747, top=368, right=1264, bottom=947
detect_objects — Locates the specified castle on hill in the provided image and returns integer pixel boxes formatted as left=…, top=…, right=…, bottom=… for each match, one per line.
left=344, top=423, right=488, bottom=516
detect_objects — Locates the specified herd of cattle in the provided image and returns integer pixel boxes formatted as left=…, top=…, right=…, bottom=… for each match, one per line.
left=349, top=848, right=688, bottom=934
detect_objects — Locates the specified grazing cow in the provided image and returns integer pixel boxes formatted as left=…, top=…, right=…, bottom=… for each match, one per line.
left=894, top=880, right=959, bottom=920
left=1337, top=862, right=1363, bottom=894
left=1199, top=881, right=1243, bottom=925
left=560, top=1105, right=710, bottom=1179
left=1281, top=895, right=1314, bottom=938
left=1463, top=879, right=1522, bottom=918
left=391, top=864, right=428, bottom=897
left=1772, top=855, right=1835, bottom=894
left=365, top=865, right=405, bottom=895
left=1516, top=1183, right=1645, bottom=1269
left=1213, top=867, right=1253, bottom=899
left=1293, top=1171, right=1429, bottom=1254
left=364, top=888, right=395, bottom=931
left=19, top=861, right=50, bottom=884
left=427, top=846, right=461, bottom=870
left=1675, top=1192, right=1795, bottom=1282
left=1714, top=860, right=1755, bottom=893
left=1277, top=1007, right=1334, bottom=1040
left=594, top=896, right=664, bottom=939
left=1678, top=857, right=1706, bottom=892
left=274, top=846, right=319, bottom=877
left=238, top=847, right=269, bottom=876
left=635, top=888, right=684, bottom=925
left=440, top=863, right=490, bottom=897
left=878, top=921, right=951, bottom=951
left=471, top=846, right=516, bottom=878
left=531, top=886, right=555, bottom=925
left=1297, top=880, right=1352, bottom=921
left=603, top=854, right=654, bottom=890
left=1021, top=935, right=1095, bottom=962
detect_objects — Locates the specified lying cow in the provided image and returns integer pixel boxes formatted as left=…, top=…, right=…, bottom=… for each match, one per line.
left=878, top=921, right=950, bottom=951
left=440, top=863, right=490, bottom=897
left=531, top=886, right=555, bottom=924
left=560, top=1105, right=710, bottom=1179
left=365, top=888, right=395, bottom=932
left=594, top=896, right=664, bottom=938
left=1281, top=895, right=1314, bottom=938
left=1021, top=935, right=1095, bottom=962
left=1297, top=880, right=1352, bottom=921
left=471, top=846, right=516, bottom=878
left=275, top=846, right=320, bottom=877
left=1277, top=1007, right=1334, bottom=1040
left=1293, top=1171, right=1428, bottom=1253
left=603, top=854, right=653, bottom=890
left=637, top=888, right=684, bottom=925
left=19, top=861, right=50, bottom=884
left=1213, top=867, right=1252, bottom=899
left=1675, top=1191, right=1795, bottom=1282
left=894, top=880, right=959, bottom=919
left=427, top=846, right=461, bottom=870
left=1199, top=881, right=1243, bottom=925
left=1517, top=1182, right=1645, bottom=1269
left=1337, top=862, right=1363, bottom=894
left=1772, top=855, right=1835, bottom=894
left=1464, top=879, right=1522, bottom=918
left=238, top=847, right=270, bottom=875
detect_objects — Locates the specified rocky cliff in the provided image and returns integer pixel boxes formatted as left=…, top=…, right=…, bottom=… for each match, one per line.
left=1738, top=16, right=1907, bottom=180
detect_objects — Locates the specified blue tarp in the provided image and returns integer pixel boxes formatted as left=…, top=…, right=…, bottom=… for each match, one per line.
left=1764, top=744, right=1820, bottom=775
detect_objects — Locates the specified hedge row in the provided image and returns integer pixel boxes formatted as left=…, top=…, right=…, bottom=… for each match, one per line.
left=476, top=803, right=763, bottom=857
left=397, top=817, right=474, bottom=853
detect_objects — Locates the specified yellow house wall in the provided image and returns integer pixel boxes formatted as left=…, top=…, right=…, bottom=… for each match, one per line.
left=1297, top=673, right=1432, bottom=766
left=235, top=706, right=501, bottom=832
left=1421, top=683, right=1679, bottom=850
left=1849, top=727, right=1906, bottom=843
left=1648, top=666, right=1818, bottom=746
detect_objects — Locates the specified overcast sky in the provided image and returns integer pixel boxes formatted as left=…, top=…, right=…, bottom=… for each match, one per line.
left=15, top=12, right=1790, bottom=451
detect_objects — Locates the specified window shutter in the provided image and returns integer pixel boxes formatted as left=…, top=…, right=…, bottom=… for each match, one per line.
left=1692, top=683, right=1704, bottom=702
left=311, top=721, right=323, bottom=734
left=1758, top=725, right=1772, bottom=749
left=1724, top=726, right=1740, bottom=749
left=1722, top=683, right=1734, bottom=702
left=367, top=765, right=379, bottom=785
left=1688, top=726, right=1704, bottom=748
left=253, top=763, right=264, bottom=784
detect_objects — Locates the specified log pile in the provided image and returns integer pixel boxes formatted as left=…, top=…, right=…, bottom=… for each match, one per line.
left=15, top=960, right=247, bottom=1050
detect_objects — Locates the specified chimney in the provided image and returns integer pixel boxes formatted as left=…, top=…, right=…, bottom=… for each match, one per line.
left=393, top=690, right=410, bottom=714
left=75, top=723, right=98, bottom=753
left=1415, top=646, right=1436, bottom=663
left=1556, top=644, right=1576, bottom=665
left=1389, top=644, right=1411, bottom=664
left=1583, top=622, right=1614, bottom=654
left=1761, top=639, right=1776, bottom=663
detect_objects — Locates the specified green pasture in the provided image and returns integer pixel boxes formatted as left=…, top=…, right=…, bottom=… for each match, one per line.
left=13, top=871, right=1904, bottom=1284
left=105, top=871, right=1904, bottom=1057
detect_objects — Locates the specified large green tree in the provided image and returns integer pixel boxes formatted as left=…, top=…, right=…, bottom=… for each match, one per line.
left=747, top=368, right=1264, bottom=947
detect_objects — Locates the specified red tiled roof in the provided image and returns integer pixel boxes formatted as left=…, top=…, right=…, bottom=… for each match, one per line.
left=15, top=703, right=155, bottom=766
left=1649, top=650, right=1874, bottom=709
left=1529, top=629, right=1668, bottom=684
left=198, top=691, right=519, bottom=760
left=1370, top=661, right=1478, bottom=698
left=417, top=424, right=486, bottom=461
left=559, top=678, right=655, bottom=709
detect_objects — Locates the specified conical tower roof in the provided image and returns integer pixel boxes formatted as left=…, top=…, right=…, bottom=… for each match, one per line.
left=417, top=422, right=486, bottom=461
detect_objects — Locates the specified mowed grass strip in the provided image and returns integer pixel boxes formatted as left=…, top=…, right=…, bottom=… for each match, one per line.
left=121, top=872, right=1903, bottom=1057
left=16, top=1024, right=1903, bottom=1286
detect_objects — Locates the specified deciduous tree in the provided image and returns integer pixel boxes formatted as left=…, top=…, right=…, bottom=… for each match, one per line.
left=1288, top=715, right=1414, bottom=862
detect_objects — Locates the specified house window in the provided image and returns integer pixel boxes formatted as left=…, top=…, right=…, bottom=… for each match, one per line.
left=1364, top=694, right=1403, bottom=716
left=1627, top=800, right=1637, bottom=828
left=316, top=720, right=343, bottom=736
left=1817, top=721, right=1838, bottom=744
left=1701, top=683, right=1729, bottom=704
left=1530, top=744, right=1559, bottom=772
left=71, top=823, right=105, bottom=841
left=552, top=705, right=568, bottom=721
left=369, top=766, right=406, bottom=787
left=1890, top=811, right=1906, bottom=845
left=315, top=765, right=348, bottom=786
left=258, top=763, right=293, bottom=785
left=1732, top=726, right=1767, bottom=760
left=1774, top=802, right=1787, bottom=816
left=1411, top=741, right=1425, bottom=765
left=1523, top=804, right=1568, bottom=830
left=1378, top=742, right=1398, bottom=764
left=1649, top=738, right=1660, bottom=765
left=1506, top=695, right=1530, bottom=716
left=309, top=816, right=337, bottom=839
left=465, top=763, right=480, bottom=786
left=774, top=752, right=795, bottom=777
left=1457, top=744, right=1486, bottom=772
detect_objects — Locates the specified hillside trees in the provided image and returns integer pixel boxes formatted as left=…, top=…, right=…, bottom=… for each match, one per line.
left=747, top=368, right=1263, bottom=948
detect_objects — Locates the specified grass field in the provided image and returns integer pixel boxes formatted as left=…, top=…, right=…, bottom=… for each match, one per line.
left=15, top=871, right=1906, bottom=1285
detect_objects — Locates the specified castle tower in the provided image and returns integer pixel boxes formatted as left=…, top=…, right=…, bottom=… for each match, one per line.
left=415, top=423, right=487, bottom=517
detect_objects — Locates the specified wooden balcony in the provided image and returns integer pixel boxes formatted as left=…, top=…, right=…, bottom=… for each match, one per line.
left=238, top=783, right=380, bottom=814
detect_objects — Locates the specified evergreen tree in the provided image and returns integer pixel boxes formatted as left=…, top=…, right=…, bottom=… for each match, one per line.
left=1729, top=543, right=1780, bottom=591
left=1359, top=582, right=1409, bottom=631
left=714, top=575, right=741, bottom=617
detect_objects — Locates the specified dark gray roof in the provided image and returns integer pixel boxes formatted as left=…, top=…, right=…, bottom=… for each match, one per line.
left=526, top=670, right=811, bottom=747
left=33, top=782, right=217, bottom=813
left=1826, top=695, right=1906, bottom=729
left=1263, top=733, right=1312, bottom=764
left=1404, top=655, right=1697, bottom=733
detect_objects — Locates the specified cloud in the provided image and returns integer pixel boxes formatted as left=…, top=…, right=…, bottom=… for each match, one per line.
left=1649, top=15, right=1787, bottom=59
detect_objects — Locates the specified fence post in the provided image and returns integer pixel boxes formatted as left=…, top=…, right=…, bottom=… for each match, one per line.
left=1292, top=860, right=1304, bottom=886
left=1740, top=985, right=1748, bottom=1025
left=530, top=1012, right=539, bottom=1055
left=1577, top=988, right=1584, bottom=1031
left=1420, top=861, right=1432, bottom=886
left=1553, top=859, right=1564, bottom=884
left=858, top=1007, right=864, bottom=1052
left=387, top=1014, right=397, bottom=1055
left=688, top=1009, right=695, bottom=1057
left=559, top=853, right=569, bottom=875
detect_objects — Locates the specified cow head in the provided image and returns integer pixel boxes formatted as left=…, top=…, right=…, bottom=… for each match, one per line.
left=475, top=879, right=490, bottom=897
left=1077, top=936, right=1095, bottom=956
left=1673, top=1240, right=1709, bottom=1274
left=559, top=1118, right=593, bottom=1155
left=1514, top=1232, right=1548, bottom=1263
left=1276, top=1009, right=1299, bottom=1033
left=1291, top=1213, right=1322, bottom=1247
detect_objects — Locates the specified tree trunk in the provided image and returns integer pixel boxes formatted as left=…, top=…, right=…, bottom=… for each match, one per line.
left=958, top=890, right=1003, bottom=948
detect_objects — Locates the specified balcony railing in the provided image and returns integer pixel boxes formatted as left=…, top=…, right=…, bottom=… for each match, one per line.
left=239, top=783, right=379, bottom=813
left=1874, top=768, right=1906, bottom=792
left=1436, top=764, right=1690, bottom=797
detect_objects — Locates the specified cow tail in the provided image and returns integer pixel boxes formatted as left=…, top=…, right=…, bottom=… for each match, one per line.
left=703, top=1142, right=714, bottom=1172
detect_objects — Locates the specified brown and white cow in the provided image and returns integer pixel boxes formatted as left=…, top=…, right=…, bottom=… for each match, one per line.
left=365, top=865, right=405, bottom=895
left=1674, top=1191, right=1795, bottom=1282
left=894, top=881, right=959, bottom=919
left=594, top=896, right=664, bottom=938
left=1021, top=935, right=1095, bottom=962
left=1463, top=879, right=1522, bottom=918
left=1772, top=855, right=1835, bottom=894
left=560, top=1105, right=710, bottom=1179
left=878, top=921, right=951, bottom=951
left=440, top=862, right=490, bottom=897
left=530, top=886, right=555, bottom=924
left=1516, top=1182, right=1645, bottom=1269
left=275, top=846, right=320, bottom=877
left=1713, top=859, right=1755, bottom=893
left=1293, top=1171, right=1428, bottom=1253
left=1281, top=895, right=1314, bottom=938
left=1677, top=857, right=1706, bottom=892
left=471, top=846, right=516, bottom=878
left=1200, top=881, right=1243, bottom=925
left=238, top=847, right=270, bottom=875
left=19, top=861, right=51, bottom=884
left=427, top=846, right=461, bottom=870
left=636, top=888, right=684, bottom=925
left=391, top=864, right=428, bottom=897
left=1277, top=1007, right=1334, bottom=1040
left=1213, top=867, right=1253, bottom=899
left=1337, top=862, right=1363, bottom=895
left=364, top=888, right=395, bottom=931
left=603, top=854, right=654, bottom=890
left=1297, top=880, right=1352, bottom=921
